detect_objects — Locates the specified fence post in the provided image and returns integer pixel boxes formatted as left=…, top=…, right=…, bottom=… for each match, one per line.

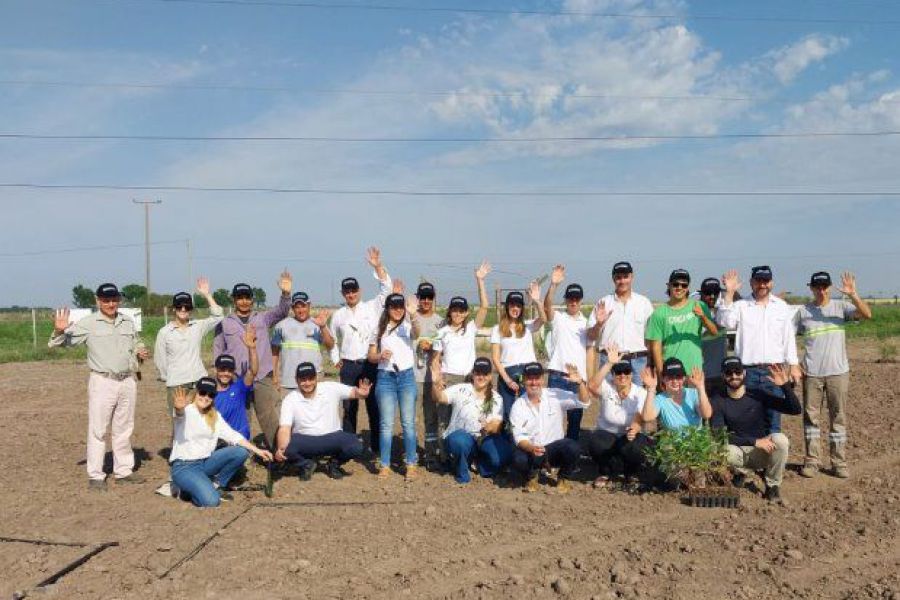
left=32, top=308, right=37, bottom=349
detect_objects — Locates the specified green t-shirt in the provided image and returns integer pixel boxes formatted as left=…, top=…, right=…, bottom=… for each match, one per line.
left=645, top=300, right=711, bottom=374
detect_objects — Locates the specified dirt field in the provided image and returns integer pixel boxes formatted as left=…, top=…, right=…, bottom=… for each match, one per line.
left=2, top=340, right=898, bottom=599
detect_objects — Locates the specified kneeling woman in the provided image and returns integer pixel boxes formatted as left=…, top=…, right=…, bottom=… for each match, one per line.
left=435, top=357, right=512, bottom=484
left=170, top=378, right=273, bottom=507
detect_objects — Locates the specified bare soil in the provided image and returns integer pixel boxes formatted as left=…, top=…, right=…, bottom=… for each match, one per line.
left=1, top=340, right=898, bottom=599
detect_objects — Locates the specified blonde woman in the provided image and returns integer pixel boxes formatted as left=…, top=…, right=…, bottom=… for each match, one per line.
left=169, top=376, right=273, bottom=507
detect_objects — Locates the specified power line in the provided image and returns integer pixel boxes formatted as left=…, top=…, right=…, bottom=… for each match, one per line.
left=1, top=183, right=899, bottom=197
left=3, top=131, right=900, bottom=143
left=0, top=239, right=187, bottom=258
left=107, top=0, right=900, bottom=26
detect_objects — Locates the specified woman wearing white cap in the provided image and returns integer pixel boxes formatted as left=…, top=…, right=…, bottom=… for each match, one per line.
left=432, top=261, right=491, bottom=388
left=368, top=292, right=421, bottom=479
left=434, top=357, right=511, bottom=484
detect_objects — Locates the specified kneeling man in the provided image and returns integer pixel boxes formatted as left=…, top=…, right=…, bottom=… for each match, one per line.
left=274, top=362, right=371, bottom=480
left=710, top=357, right=801, bottom=504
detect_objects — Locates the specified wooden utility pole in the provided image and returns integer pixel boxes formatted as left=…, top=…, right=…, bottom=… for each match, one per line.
left=132, top=199, right=162, bottom=310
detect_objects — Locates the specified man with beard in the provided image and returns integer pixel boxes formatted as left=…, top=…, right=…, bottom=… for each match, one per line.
left=710, top=356, right=801, bottom=504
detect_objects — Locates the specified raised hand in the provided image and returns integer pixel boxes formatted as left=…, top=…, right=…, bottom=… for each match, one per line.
left=604, top=343, right=621, bottom=365
left=593, top=302, right=608, bottom=325
left=767, top=364, right=790, bottom=386
left=839, top=272, right=857, bottom=296
left=641, top=367, right=657, bottom=390
left=357, top=377, right=372, bottom=398
left=406, top=295, right=419, bottom=315
left=475, top=260, right=492, bottom=280
left=366, top=246, right=382, bottom=269
left=196, top=276, right=211, bottom=296
left=312, top=309, right=331, bottom=328
left=722, top=269, right=741, bottom=294
left=528, top=280, right=541, bottom=303
left=688, top=365, right=705, bottom=388
left=563, top=363, right=583, bottom=384
left=277, top=270, right=293, bottom=294
left=550, top=264, right=566, bottom=285
left=173, top=386, right=191, bottom=411
left=392, top=278, right=405, bottom=295
left=53, top=307, right=71, bottom=334
left=137, top=347, right=150, bottom=361
left=243, top=326, right=257, bottom=349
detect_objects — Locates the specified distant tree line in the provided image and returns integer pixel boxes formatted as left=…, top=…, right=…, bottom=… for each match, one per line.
left=70, top=284, right=267, bottom=314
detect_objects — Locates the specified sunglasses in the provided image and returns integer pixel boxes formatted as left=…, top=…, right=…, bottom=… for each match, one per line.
left=613, top=370, right=633, bottom=376
left=669, top=281, right=690, bottom=289
left=197, top=390, right=215, bottom=398
left=724, top=369, right=744, bottom=377
left=174, top=304, right=192, bottom=311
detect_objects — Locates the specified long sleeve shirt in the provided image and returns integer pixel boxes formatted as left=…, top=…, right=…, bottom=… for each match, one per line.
left=154, top=306, right=224, bottom=386
left=169, top=403, right=245, bottom=462
left=709, top=384, right=801, bottom=446
left=212, top=294, right=290, bottom=380
left=328, top=271, right=392, bottom=362
left=716, top=295, right=799, bottom=366
left=48, top=311, right=145, bottom=375
left=509, top=389, right=590, bottom=447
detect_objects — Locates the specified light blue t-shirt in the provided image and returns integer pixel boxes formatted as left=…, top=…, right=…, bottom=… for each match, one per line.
left=655, top=388, right=702, bottom=430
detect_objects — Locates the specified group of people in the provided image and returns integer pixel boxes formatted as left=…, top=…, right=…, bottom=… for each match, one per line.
left=50, top=248, right=871, bottom=507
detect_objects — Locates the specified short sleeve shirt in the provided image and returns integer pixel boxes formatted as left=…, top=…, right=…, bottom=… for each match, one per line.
left=434, top=321, right=478, bottom=376
left=214, top=379, right=253, bottom=440
left=655, top=388, right=702, bottom=431
left=588, top=293, right=654, bottom=353
left=547, top=311, right=588, bottom=378
left=278, top=382, right=354, bottom=436
left=271, top=317, right=325, bottom=388
left=796, top=300, right=856, bottom=376
left=490, top=320, right=539, bottom=367
left=595, top=380, right=646, bottom=435
left=645, top=300, right=711, bottom=374
left=370, top=321, right=416, bottom=372
left=442, top=383, right=504, bottom=439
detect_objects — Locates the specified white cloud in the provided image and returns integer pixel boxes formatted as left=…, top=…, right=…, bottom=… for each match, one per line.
left=767, top=34, right=849, bottom=85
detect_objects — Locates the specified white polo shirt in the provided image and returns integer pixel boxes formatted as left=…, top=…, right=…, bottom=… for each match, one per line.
left=370, top=320, right=416, bottom=372
left=509, top=389, right=590, bottom=447
left=588, top=292, right=654, bottom=353
left=594, top=380, right=646, bottom=435
left=717, top=295, right=799, bottom=366
left=547, top=310, right=588, bottom=378
left=442, top=383, right=503, bottom=439
left=434, top=321, right=478, bottom=376
left=279, top=382, right=354, bottom=436
left=328, top=271, right=392, bottom=362
left=489, top=320, right=540, bottom=366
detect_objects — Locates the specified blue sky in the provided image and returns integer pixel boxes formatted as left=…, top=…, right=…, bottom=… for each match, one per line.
left=2, top=0, right=900, bottom=306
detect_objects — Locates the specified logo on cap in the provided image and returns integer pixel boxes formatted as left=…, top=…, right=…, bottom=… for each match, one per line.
left=563, top=284, right=584, bottom=299
left=385, top=293, right=406, bottom=308
left=195, top=376, right=218, bottom=396
left=472, top=357, right=492, bottom=374
left=612, top=261, right=633, bottom=275
left=95, top=283, right=121, bottom=298
left=809, top=271, right=832, bottom=287
left=341, top=277, right=360, bottom=292
left=416, top=282, right=435, bottom=299
left=172, top=291, right=193, bottom=308
left=611, top=361, right=633, bottom=375
left=668, top=269, right=691, bottom=284
left=214, top=354, right=237, bottom=370
left=295, top=362, right=317, bottom=379
left=751, top=265, right=773, bottom=281
left=662, top=357, right=686, bottom=378
left=291, top=291, right=310, bottom=305
left=232, top=283, right=253, bottom=298
left=522, top=362, right=544, bottom=377
left=448, top=296, right=469, bottom=310
left=721, top=356, right=743, bottom=373
left=699, top=278, right=721, bottom=294
left=505, top=291, right=525, bottom=305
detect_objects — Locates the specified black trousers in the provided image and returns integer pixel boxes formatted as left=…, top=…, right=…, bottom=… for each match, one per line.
left=284, top=431, right=363, bottom=470
left=339, top=359, right=380, bottom=454
left=587, top=430, right=649, bottom=477
left=511, top=438, right=581, bottom=479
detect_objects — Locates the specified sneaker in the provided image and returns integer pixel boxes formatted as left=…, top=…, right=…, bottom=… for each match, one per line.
left=88, top=479, right=107, bottom=492
left=799, top=464, right=818, bottom=478
left=298, top=463, right=314, bottom=482
left=115, top=473, right=146, bottom=485
left=833, top=466, right=850, bottom=479
left=524, top=474, right=540, bottom=493
left=556, top=479, right=572, bottom=494
left=155, top=482, right=177, bottom=497
left=592, top=475, right=610, bottom=490
left=732, top=472, right=747, bottom=488
left=326, top=460, right=348, bottom=480
left=218, top=490, right=234, bottom=502
left=405, top=465, right=420, bottom=482
left=764, top=485, right=783, bottom=505
left=377, top=465, right=392, bottom=479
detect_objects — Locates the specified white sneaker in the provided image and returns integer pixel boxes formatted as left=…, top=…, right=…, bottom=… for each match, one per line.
left=155, top=482, right=179, bottom=498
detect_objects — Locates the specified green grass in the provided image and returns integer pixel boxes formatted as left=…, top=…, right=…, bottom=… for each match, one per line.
left=845, top=304, right=900, bottom=340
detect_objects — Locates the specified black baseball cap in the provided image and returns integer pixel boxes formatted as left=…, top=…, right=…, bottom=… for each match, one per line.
left=385, top=293, right=405, bottom=308
left=295, top=362, right=317, bottom=380
left=522, top=362, right=544, bottom=377
left=563, top=283, right=584, bottom=300
left=95, top=283, right=121, bottom=298
left=172, top=291, right=194, bottom=308
left=231, top=283, right=253, bottom=298
left=662, top=357, right=686, bottom=378
left=505, top=291, right=525, bottom=306
left=809, top=271, right=832, bottom=287
left=612, top=261, right=633, bottom=275
left=611, top=361, right=633, bottom=375
left=668, top=269, right=691, bottom=284
left=472, top=357, right=492, bottom=375
left=721, top=356, right=744, bottom=374
left=448, top=296, right=469, bottom=311
left=416, top=282, right=435, bottom=299
left=196, top=376, right=217, bottom=396
left=750, top=265, right=773, bottom=281
left=291, top=291, right=310, bottom=305
left=214, top=354, right=237, bottom=371
left=341, top=277, right=360, bottom=292
left=699, top=278, right=721, bottom=295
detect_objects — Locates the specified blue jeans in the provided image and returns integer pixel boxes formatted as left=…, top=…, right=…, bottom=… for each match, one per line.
left=170, top=446, right=249, bottom=507
left=547, top=370, right=582, bottom=440
left=497, top=364, right=525, bottom=422
left=375, top=367, right=418, bottom=467
left=598, top=353, right=647, bottom=388
left=444, top=430, right=513, bottom=484
left=745, top=365, right=786, bottom=434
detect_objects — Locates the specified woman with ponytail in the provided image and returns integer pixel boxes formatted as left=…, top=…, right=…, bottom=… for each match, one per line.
left=434, top=357, right=511, bottom=484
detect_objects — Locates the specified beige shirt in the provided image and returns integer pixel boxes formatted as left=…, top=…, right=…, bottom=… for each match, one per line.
left=49, top=312, right=145, bottom=375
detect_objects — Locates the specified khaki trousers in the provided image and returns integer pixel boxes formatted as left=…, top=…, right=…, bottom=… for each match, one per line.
left=802, top=373, right=849, bottom=469
left=252, top=376, right=283, bottom=450
left=726, top=432, right=789, bottom=487
left=87, top=372, right=137, bottom=481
